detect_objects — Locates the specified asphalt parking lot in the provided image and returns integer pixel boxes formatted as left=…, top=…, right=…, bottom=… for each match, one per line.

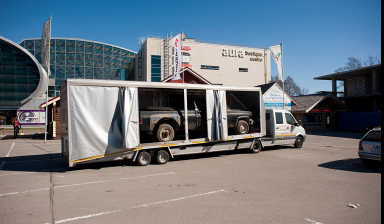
left=0, top=131, right=381, bottom=224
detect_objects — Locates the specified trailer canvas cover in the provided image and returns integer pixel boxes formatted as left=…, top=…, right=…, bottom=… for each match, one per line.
left=68, top=85, right=139, bottom=161
left=62, top=79, right=265, bottom=166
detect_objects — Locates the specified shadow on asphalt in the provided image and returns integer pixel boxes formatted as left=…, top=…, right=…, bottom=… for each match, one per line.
left=306, top=131, right=364, bottom=140
left=318, top=158, right=381, bottom=173
left=1, top=134, right=45, bottom=140
left=0, top=149, right=259, bottom=173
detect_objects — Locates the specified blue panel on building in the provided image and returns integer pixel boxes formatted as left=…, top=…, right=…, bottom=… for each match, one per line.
left=339, top=112, right=381, bottom=132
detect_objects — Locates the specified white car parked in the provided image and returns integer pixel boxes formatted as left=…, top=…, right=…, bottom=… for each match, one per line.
left=359, top=127, right=381, bottom=165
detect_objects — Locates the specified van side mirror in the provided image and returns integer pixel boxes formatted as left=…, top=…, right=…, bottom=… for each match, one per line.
left=299, top=120, right=302, bottom=126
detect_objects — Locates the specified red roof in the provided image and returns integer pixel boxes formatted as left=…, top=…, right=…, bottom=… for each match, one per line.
left=167, top=79, right=186, bottom=83
left=39, top=95, right=60, bottom=109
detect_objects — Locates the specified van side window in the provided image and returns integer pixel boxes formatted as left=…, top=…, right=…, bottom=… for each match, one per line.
left=285, top=113, right=296, bottom=125
left=266, top=113, right=270, bottom=120
left=275, top=112, right=284, bottom=124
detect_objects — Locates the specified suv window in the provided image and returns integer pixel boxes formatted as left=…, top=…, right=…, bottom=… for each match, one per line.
left=285, top=113, right=297, bottom=125
left=364, top=131, right=381, bottom=142
left=275, top=112, right=284, bottom=124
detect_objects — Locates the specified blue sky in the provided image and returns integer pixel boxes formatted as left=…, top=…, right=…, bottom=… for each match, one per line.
left=0, top=0, right=381, bottom=94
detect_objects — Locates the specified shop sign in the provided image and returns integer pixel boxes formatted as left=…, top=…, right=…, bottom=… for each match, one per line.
left=17, top=110, right=46, bottom=125
left=263, top=85, right=291, bottom=110
left=222, top=49, right=263, bottom=62
left=182, top=45, right=191, bottom=52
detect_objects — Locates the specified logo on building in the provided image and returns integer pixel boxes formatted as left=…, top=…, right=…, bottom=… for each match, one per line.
left=222, top=49, right=244, bottom=58
left=222, top=49, right=263, bottom=62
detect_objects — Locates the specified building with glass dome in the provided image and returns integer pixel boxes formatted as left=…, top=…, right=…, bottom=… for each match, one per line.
left=0, top=36, right=136, bottom=125
left=19, top=38, right=137, bottom=97
left=0, top=36, right=48, bottom=125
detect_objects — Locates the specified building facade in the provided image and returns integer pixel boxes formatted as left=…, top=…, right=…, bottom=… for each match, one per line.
left=313, top=64, right=381, bottom=131
left=19, top=38, right=137, bottom=97
left=314, top=64, right=381, bottom=111
left=135, top=34, right=272, bottom=87
left=0, top=36, right=48, bottom=125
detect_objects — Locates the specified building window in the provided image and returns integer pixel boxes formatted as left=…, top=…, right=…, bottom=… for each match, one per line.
left=304, top=113, right=322, bottom=125
left=201, top=65, right=219, bottom=70
left=239, top=68, right=248, bottom=72
left=151, top=55, right=161, bottom=82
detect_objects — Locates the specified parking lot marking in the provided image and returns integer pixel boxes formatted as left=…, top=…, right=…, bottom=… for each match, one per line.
left=0, top=168, right=69, bottom=177
left=6, top=142, right=15, bottom=157
left=53, top=189, right=227, bottom=223
left=0, top=172, right=175, bottom=197
left=0, top=142, right=15, bottom=170
left=305, top=218, right=324, bottom=224
left=284, top=152, right=323, bottom=158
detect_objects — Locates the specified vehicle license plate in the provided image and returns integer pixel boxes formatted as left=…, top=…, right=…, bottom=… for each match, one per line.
left=371, top=146, right=381, bottom=153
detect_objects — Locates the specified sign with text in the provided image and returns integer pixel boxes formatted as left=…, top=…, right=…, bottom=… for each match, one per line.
left=263, top=85, right=291, bottom=110
left=17, top=110, right=46, bottom=125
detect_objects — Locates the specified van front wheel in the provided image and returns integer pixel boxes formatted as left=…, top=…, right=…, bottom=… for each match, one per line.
left=294, top=136, right=303, bottom=148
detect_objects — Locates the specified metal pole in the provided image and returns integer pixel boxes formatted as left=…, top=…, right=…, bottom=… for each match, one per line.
left=281, top=42, right=284, bottom=110
left=264, top=49, right=267, bottom=84
left=44, top=15, right=52, bottom=143
left=181, top=30, right=184, bottom=83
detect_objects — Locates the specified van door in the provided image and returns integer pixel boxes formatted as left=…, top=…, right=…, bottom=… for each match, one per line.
left=285, top=112, right=298, bottom=144
left=274, top=111, right=287, bottom=145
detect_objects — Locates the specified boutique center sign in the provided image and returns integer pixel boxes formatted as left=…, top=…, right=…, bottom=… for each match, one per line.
left=222, top=49, right=263, bottom=62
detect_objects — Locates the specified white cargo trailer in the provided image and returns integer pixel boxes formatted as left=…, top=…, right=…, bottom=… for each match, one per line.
left=60, top=79, right=305, bottom=167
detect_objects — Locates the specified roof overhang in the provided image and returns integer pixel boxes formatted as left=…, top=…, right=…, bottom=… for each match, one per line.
left=306, top=93, right=349, bottom=113
left=162, top=67, right=213, bottom=85
left=313, top=64, right=381, bottom=81
left=19, top=37, right=137, bottom=54
left=39, top=95, right=61, bottom=109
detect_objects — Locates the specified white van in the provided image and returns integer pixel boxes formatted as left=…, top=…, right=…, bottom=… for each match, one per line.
left=261, top=109, right=306, bottom=148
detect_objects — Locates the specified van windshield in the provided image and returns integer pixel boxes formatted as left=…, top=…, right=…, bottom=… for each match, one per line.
left=285, top=113, right=297, bottom=125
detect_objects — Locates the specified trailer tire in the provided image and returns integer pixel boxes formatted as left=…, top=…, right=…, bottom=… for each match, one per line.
left=155, top=150, right=169, bottom=164
left=250, top=141, right=262, bottom=153
left=136, top=151, right=151, bottom=166
left=294, top=136, right=303, bottom=148
left=156, top=123, right=175, bottom=142
left=235, top=120, right=249, bottom=135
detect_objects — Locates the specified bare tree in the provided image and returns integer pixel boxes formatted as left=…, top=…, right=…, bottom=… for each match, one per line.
left=335, top=57, right=362, bottom=73
left=364, top=55, right=381, bottom=66
left=300, top=87, right=309, bottom=96
left=335, top=56, right=381, bottom=92
left=271, top=75, right=302, bottom=96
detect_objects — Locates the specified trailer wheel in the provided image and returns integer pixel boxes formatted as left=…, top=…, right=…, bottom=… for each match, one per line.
left=136, top=151, right=151, bottom=166
left=155, top=150, right=169, bottom=164
left=294, top=136, right=303, bottom=148
left=235, top=120, right=249, bottom=135
left=250, top=141, right=262, bottom=153
left=156, top=123, right=175, bottom=142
